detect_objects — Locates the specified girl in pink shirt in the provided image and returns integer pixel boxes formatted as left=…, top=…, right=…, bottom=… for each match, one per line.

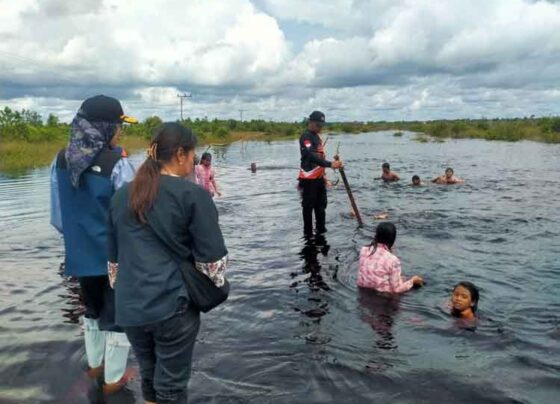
left=357, top=222, right=424, bottom=293
left=195, top=152, right=221, bottom=197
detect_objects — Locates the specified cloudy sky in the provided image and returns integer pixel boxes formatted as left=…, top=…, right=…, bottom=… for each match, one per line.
left=1, top=0, right=560, bottom=122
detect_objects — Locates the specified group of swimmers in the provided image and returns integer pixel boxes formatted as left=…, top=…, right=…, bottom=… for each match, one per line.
left=379, top=163, right=465, bottom=185
left=360, top=163, right=476, bottom=322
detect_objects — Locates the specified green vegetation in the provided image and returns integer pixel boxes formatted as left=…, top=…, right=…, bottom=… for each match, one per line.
left=2, top=105, right=560, bottom=173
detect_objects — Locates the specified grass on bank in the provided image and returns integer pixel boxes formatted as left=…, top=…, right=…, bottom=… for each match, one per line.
left=2, top=108, right=560, bottom=174
left=0, top=130, right=274, bottom=174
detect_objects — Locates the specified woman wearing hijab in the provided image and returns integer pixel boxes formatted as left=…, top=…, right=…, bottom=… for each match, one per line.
left=50, top=95, right=137, bottom=394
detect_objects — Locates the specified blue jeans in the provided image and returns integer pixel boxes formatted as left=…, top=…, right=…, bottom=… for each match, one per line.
left=125, top=304, right=200, bottom=403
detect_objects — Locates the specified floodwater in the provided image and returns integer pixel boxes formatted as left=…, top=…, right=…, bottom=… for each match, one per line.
left=1, top=132, right=559, bottom=403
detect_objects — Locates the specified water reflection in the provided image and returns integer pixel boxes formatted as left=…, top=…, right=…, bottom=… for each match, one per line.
left=357, top=288, right=399, bottom=350
left=2, top=134, right=560, bottom=403
left=299, top=234, right=331, bottom=293
left=57, top=263, right=84, bottom=325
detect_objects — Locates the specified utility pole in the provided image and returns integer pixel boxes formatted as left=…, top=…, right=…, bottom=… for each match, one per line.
left=177, top=92, right=192, bottom=121
left=239, top=109, right=245, bottom=122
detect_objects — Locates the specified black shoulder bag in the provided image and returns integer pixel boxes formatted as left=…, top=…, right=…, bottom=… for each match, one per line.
left=147, top=224, right=230, bottom=313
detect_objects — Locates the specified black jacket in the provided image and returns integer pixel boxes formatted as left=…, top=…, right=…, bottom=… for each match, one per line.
left=299, top=129, right=331, bottom=173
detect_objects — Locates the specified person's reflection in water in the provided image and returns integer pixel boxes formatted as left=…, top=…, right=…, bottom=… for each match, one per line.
left=57, top=263, right=84, bottom=325
left=358, top=288, right=400, bottom=350
left=294, top=234, right=332, bottom=322
left=300, top=234, right=331, bottom=292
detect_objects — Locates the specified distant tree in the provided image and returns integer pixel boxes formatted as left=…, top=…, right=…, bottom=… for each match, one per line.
left=21, top=109, right=42, bottom=126
left=550, top=117, right=560, bottom=133
left=0, top=107, right=21, bottom=126
left=46, top=114, right=59, bottom=127
left=144, top=116, right=163, bottom=134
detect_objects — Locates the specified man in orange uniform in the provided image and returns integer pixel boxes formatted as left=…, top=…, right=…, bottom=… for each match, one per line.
left=298, top=111, right=343, bottom=235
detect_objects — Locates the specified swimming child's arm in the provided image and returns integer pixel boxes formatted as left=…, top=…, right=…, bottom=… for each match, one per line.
left=388, top=259, right=414, bottom=293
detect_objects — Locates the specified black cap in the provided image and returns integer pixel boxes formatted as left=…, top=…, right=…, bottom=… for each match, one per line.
left=79, top=95, right=138, bottom=124
left=309, top=110, right=326, bottom=124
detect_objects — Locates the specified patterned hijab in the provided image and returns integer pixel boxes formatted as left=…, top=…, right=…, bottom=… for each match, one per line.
left=65, top=110, right=118, bottom=187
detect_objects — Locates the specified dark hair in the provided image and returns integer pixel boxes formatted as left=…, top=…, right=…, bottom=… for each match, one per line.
left=129, top=122, right=197, bottom=223
left=368, top=222, right=397, bottom=254
left=412, top=175, right=420, bottom=181
left=382, top=162, right=390, bottom=170
left=201, top=152, right=212, bottom=162
left=446, top=167, right=454, bottom=174
left=452, top=281, right=480, bottom=314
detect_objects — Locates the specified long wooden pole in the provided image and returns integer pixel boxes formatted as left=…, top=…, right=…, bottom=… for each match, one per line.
left=333, top=142, right=363, bottom=228
left=338, top=167, right=363, bottom=227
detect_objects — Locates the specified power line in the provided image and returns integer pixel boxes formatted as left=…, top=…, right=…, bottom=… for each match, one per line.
left=239, top=109, right=245, bottom=122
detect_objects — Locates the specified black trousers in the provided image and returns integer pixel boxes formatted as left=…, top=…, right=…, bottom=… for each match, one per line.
left=300, top=178, right=327, bottom=235
left=125, top=304, right=200, bottom=404
left=78, top=275, right=121, bottom=332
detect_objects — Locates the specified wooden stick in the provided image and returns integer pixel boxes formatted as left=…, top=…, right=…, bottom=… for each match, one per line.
left=338, top=166, right=363, bottom=227
left=334, top=142, right=363, bottom=227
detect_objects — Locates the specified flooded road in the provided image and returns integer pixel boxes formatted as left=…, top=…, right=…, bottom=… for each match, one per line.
left=1, top=132, right=559, bottom=403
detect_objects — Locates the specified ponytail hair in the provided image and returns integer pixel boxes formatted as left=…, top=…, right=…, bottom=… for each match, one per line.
left=129, top=122, right=197, bottom=223
left=368, top=222, right=397, bottom=255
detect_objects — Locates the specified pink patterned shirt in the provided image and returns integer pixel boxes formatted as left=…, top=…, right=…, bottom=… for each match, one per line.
left=357, top=243, right=414, bottom=293
left=195, top=164, right=216, bottom=196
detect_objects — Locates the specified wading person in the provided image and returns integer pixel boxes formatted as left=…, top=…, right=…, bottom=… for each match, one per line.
left=195, top=152, right=221, bottom=197
left=50, top=95, right=137, bottom=394
left=298, top=111, right=343, bottom=235
left=357, top=222, right=424, bottom=293
left=108, top=123, right=228, bottom=403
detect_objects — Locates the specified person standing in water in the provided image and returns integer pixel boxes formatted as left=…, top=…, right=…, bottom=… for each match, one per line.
left=432, top=167, right=464, bottom=184
left=298, top=111, right=343, bottom=235
left=196, top=152, right=221, bottom=197
left=108, top=123, right=228, bottom=403
left=50, top=95, right=137, bottom=394
left=357, top=222, right=424, bottom=293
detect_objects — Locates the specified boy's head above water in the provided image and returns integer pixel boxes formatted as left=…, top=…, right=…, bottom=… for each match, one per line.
left=451, top=281, right=479, bottom=319
left=412, top=175, right=421, bottom=185
left=382, top=162, right=390, bottom=174
left=445, top=167, right=454, bottom=178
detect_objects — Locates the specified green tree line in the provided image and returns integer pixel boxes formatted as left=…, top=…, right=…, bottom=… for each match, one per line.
left=1, top=106, right=560, bottom=143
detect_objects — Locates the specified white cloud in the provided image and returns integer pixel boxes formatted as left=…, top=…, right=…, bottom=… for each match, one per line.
left=1, top=0, right=560, bottom=121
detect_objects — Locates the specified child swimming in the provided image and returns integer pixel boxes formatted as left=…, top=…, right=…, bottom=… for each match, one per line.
left=195, top=152, right=221, bottom=196
left=379, top=162, right=400, bottom=182
left=411, top=175, right=424, bottom=186
left=450, top=281, right=479, bottom=320
left=432, top=167, right=464, bottom=184
left=357, top=222, right=424, bottom=293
